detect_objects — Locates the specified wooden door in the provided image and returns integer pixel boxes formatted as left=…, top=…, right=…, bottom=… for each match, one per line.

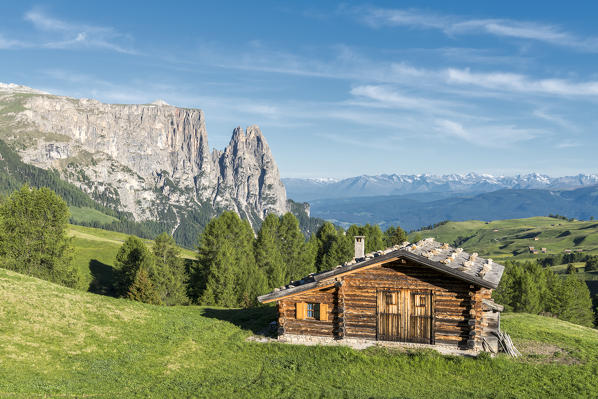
left=376, top=290, right=401, bottom=341
left=377, top=289, right=433, bottom=344
left=409, top=291, right=433, bottom=344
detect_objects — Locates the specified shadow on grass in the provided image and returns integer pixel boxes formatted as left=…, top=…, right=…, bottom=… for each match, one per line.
left=201, top=305, right=277, bottom=335
left=585, top=279, right=598, bottom=297
left=88, top=259, right=116, bottom=296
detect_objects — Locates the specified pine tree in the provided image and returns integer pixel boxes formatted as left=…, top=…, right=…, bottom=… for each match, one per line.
left=127, top=267, right=161, bottom=305
left=364, top=224, right=385, bottom=253
left=316, top=222, right=339, bottom=271
left=566, top=263, right=577, bottom=274
left=277, top=213, right=312, bottom=281
left=494, top=260, right=594, bottom=327
left=384, top=226, right=407, bottom=247
left=0, top=185, right=81, bottom=288
left=200, top=240, right=239, bottom=307
left=320, top=233, right=353, bottom=271
left=236, top=217, right=267, bottom=307
left=152, top=232, right=189, bottom=305
left=516, top=272, right=543, bottom=314
left=196, top=211, right=266, bottom=307
left=255, top=214, right=286, bottom=289
left=114, top=236, right=154, bottom=298
left=553, top=275, right=594, bottom=327
left=586, top=256, right=598, bottom=271
left=298, top=234, right=318, bottom=278
left=492, top=261, right=518, bottom=311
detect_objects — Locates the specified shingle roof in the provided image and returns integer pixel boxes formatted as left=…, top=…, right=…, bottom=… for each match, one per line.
left=258, top=238, right=505, bottom=303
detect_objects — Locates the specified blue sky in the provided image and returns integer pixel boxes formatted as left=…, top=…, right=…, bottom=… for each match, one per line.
left=1, top=1, right=597, bottom=178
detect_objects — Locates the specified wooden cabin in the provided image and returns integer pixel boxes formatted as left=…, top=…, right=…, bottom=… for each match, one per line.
left=258, top=237, right=505, bottom=352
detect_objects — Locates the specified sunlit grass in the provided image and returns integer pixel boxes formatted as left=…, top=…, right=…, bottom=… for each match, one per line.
left=1, top=268, right=597, bottom=398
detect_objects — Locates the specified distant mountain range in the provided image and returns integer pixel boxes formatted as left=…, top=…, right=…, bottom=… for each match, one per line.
left=308, top=185, right=598, bottom=231
left=284, top=173, right=598, bottom=202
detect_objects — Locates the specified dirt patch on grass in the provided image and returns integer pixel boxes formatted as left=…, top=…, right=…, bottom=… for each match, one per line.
left=516, top=339, right=580, bottom=365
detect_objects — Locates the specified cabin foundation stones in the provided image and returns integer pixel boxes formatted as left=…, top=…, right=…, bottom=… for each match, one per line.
left=259, top=237, right=513, bottom=356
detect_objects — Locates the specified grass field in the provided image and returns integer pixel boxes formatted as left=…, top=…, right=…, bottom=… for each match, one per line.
left=410, top=216, right=598, bottom=260
left=67, top=224, right=196, bottom=293
left=411, top=217, right=598, bottom=296
left=69, top=206, right=120, bottom=225
left=1, top=268, right=597, bottom=398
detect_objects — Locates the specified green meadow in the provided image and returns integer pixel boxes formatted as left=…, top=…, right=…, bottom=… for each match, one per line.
left=411, top=216, right=598, bottom=260
left=67, top=224, right=196, bottom=293
left=413, top=217, right=598, bottom=296
left=1, top=268, right=597, bottom=398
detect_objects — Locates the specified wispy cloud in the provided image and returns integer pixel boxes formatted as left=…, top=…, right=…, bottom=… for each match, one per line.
left=0, top=34, right=26, bottom=49
left=0, top=8, right=138, bottom=54
left=192, top=40, right=598, bottom=101
left=314, top=131, right=407, bottom=151
left=446, top=68, right=598, bottom=96
left=348, top=84, right=471, bottom=119
left=532, top=109, right=578, bottom=131
left=358, top=7, right=598, bottom=52
left=555, top=140, right=581, bottom=148
left=435, top=119, right=543, bottom=147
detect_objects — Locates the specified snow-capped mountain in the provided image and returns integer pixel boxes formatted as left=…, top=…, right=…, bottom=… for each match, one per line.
left=283, top=173, right=598, bottom=201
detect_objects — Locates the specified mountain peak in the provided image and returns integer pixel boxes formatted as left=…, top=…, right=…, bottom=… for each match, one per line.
left=0, top=82, right=48, bottom=95
left=151, top=99, right=170, bottom=106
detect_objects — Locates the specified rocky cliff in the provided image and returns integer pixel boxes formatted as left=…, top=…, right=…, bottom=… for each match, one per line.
left=0, top=83, right=288, bottom=232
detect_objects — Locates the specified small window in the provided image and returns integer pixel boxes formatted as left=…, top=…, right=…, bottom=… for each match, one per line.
left=306, top=303, right=320, bottom=319
left=385, top=293, right=395, bottom=305
left=416, top=295, right=427, bottom=307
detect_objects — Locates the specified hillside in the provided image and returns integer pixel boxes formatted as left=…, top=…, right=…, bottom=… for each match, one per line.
left=68, top=224, right=195, bottom=295
left=1, top=268, right=597, bottom=398
left=412, top=217, right=598, bottom=296
left=309, top=186, right=598, bottom=231
left=411, top=217, right=598, bottom=260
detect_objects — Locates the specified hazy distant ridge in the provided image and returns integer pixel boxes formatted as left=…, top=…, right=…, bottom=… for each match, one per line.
left=284, top=173, right=598, bottom=201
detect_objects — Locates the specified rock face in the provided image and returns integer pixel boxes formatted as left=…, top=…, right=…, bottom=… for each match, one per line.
left=0, top=84, right=288, bottom=229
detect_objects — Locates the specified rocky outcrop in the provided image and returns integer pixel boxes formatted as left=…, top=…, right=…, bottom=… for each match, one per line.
left=0, top=84, right=288, bottom=229
left=214, top=126, right=288, bottom=221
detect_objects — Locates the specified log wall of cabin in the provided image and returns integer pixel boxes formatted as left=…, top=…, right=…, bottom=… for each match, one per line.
left=478, top=289, right=497, bottom=345
left=278, top=286, right=336, bottom=337
left=342, top=259, right=480, bottom=348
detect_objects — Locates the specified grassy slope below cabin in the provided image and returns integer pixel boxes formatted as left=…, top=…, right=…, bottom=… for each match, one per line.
left=1, top=268, right=597, bottom=398
left=68, top=224, right=196, bottom=294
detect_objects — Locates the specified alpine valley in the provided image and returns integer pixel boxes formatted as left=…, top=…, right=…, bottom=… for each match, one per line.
left=0, top=83, right=305, bottom=247
left=284, top=174, right=598, bottom=230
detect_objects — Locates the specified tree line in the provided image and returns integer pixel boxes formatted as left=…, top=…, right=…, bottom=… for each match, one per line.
left=94, top=211, right=408, bottom=307
left=493, top=260, right=595, bottom=327
left=186, top=213, right=407, bottom=308
left=537, top=252, right=598, bottom=272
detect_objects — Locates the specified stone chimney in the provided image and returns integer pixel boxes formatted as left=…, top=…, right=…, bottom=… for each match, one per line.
left=354, top=236, right=365, bottom=259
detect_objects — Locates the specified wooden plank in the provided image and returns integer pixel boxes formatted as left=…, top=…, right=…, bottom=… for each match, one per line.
left=261, top=283, right=336, bottom=303
left=319, top=303, right=328, bottom=321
